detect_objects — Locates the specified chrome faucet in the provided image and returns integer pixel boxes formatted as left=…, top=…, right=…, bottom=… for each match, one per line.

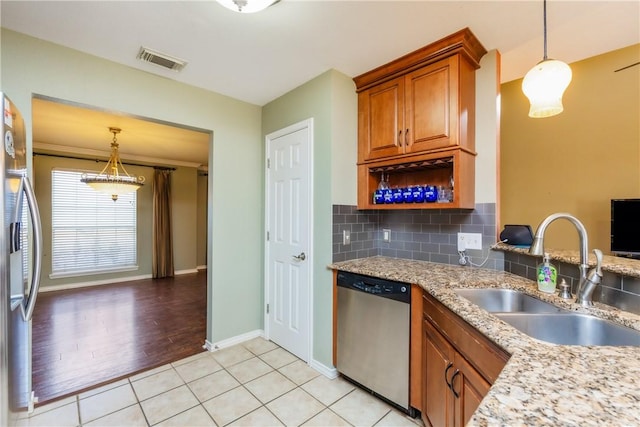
left=529, top=213, right=602, bottom=307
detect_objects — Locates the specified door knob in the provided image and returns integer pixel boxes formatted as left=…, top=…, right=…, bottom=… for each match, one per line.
left=293, top=252, right=306, bottom=261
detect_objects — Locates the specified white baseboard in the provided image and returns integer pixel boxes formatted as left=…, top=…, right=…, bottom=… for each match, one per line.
left=196, top=265, right=207, bottom=271
left=310, top=358, right=338, bottom=379
left=175, top=268, right=199, bottom=275
left=39, top=274, right=153, bottom=292
left=204, top=329, right=264, bottom=352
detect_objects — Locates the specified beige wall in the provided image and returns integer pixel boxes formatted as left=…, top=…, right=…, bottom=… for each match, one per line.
left=501, top=44, right=640, bottom=253
left=196, top=173, right=208, bottom=268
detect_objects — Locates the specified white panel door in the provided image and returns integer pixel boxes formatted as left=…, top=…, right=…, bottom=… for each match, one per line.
left=265, top=119, right=312, bottom=362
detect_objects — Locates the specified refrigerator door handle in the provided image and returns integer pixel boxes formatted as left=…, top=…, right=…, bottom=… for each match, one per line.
left=22, top=176, right=43, bottom=321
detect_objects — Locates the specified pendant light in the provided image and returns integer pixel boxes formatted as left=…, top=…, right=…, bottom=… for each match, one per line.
left=216, top=0, right=278, bottom=13
left=522, top=0, right=572, bottom=118
left=81, top=127, right=145, bottom=201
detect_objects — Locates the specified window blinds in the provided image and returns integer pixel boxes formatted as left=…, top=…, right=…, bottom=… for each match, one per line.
left=51, top=169, right=137, bottom=276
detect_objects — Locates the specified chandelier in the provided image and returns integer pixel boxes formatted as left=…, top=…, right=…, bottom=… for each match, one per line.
left=521, top=0, right=572, bottom=118
left=81, top=127, right=145, bottom=201
left=216, top=0, right=278, bottom=13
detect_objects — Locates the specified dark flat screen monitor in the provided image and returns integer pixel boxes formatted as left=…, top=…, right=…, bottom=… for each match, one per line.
left=611, top=199, right=640, bottom=258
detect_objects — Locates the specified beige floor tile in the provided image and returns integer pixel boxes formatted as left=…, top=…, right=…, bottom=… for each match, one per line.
left=228, top=406, right=284, bottom=426
left=301, top=375, right=355, bottom=406
left=242, top=337, right=278, bottom=356
left=129, top=363, right=173, bottom=381
left=374, top=409, right=421, bottom=427
left=302, top=408, right=351, bottom=427
left=79, top=383, right=138, bottom=424
left=266, top=388, right=324, bottom=426
left=278, top=360, right=321, bottom=385
left=84, top=404, right=146, bottom=427
left=227, top=357, right=273, bottom=384
left=155, top=405, right=217, bottom=427
left=330, top=388, right=391, bottom=427
left=19, top=396, right=76, bottom=419
left=202, top=386, right=261, bottom=426
left=132, top=368, right=185, bottom=400
left=174, top=355, right=223, bottom=383
left=140, top=385, right=200, bottom=425
left=259, top=348, right=298, bottom=369
left=244, top=371, right=297, bottom=404
left=189, top=369, right=240, bottom=402
left=171, top=350, right=210, bottom=367
left=78, top=379, right=129, bottom=399
left=211, top=345, right=255, bottom=368
left=16, top=401, right=79, bottom=427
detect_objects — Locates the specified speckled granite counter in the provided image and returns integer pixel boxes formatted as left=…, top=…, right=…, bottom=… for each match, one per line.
left=494, top=242, right=640, bottom=278
left=329, top=256, right=640, bottom=426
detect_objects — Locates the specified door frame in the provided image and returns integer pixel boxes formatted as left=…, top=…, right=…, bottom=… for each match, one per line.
left=263, top=118, right=314, bottom=362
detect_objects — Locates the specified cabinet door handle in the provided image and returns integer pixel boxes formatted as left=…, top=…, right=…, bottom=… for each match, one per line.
left=444, top=362, right=454, bottom=391
left=450, top=369, right=461, bottom=398
left=398, top=130, right=403, bottom=145
left=405, top=128, right=409, bottom=146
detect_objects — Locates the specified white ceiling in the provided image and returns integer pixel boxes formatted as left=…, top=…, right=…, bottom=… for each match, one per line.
left=1, top=0, right=639, bottom=168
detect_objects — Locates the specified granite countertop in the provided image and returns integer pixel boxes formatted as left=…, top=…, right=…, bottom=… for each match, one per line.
left=329, top=256, right=640, bottom=426
left=494, top=242, right=640, bottom=278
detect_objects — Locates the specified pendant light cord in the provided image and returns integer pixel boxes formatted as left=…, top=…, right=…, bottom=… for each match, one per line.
left=543, top=0, right=548, bottom=60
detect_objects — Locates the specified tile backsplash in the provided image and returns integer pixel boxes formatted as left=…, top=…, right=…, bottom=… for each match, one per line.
left=332, top=203, right=504, bottom=270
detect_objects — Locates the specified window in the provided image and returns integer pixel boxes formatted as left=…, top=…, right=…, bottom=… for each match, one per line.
left=51, top=169, right=137, bottom=277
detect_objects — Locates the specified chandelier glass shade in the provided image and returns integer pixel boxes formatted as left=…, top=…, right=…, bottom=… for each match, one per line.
left=521, top=0, right=572, bottom=118
left=81, top=127, right=145, bottom=201
left=216, top=0, right=278, bottom=13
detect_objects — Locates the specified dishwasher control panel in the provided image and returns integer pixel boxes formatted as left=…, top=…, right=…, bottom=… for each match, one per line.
left=337, top=271, right=410, bottom=303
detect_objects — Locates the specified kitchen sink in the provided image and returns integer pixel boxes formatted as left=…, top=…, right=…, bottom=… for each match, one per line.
left=495, top=313, right=640, bottom=346
left=454, top=288, right=563, bottom=313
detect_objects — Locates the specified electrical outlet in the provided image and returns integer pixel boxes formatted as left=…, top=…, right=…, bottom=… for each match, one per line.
left=458, top=232, right=482, bottom=251
left=343, top=229, right=351, bottom=245
left=383, top=228, right=391, bottom=243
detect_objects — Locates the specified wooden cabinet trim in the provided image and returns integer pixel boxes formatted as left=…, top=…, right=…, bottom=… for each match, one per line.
left=423, top=292, right=509, bottom=383
left=410, top=284, right=423, bottom=411
left=354, top=27, right=487, bottom=92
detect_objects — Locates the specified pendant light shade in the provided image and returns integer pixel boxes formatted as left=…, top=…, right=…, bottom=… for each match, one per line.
left=522, top=59, right=572, bottom=118
left=216, top=0, right=278, bottom=13
left=81, top=127, right=145, bottom=201
left=522, top=0, right=572, bottom=118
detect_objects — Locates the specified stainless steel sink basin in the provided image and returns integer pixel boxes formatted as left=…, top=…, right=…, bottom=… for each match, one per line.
left=495, top=313, right=640, bottom=346
left=454, top=288, right=563, bottom=313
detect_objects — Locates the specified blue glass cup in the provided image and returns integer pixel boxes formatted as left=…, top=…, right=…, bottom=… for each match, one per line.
left=373, top=189, right=384, bottom=204
left=402, top=187, right=414, bottom=203
left=392, top=188, right=404, bottom=203
left=424, top=185, right=438, bottom=203
left=412, top=186, right=425, bottom=203
left=383, top=188, right=393, bottom=204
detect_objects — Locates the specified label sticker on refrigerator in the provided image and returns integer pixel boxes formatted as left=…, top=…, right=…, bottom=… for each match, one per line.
left=3, top=98, right=12, bottom=128
left=5, top=130, right=15, bottom=159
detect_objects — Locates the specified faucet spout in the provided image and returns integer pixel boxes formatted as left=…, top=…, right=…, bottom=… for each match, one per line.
left=529, top=213, right=591, bottom=303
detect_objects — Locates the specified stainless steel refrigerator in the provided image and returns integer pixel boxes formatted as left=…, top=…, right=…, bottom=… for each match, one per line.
left=0, top=92, right=43, bottom=426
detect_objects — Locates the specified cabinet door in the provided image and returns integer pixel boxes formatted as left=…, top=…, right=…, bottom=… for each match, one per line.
left=405, top=56, right=459, bottom=153
left=358, top=77, right=405, bottom=161
left=423, top=319, right=454, bottom=427
left=452, top=353, right=491, bottom=427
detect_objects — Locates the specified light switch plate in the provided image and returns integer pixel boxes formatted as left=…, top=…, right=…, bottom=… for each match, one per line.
left=383, top=228, right=391, bottom=243
left=458, top=232, right=482, bottom=251
left=343, top=229, right=351, bottom=245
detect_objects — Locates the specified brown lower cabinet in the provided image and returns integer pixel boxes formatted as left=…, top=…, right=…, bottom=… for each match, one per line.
left=422, top=291, right=509, bottom=427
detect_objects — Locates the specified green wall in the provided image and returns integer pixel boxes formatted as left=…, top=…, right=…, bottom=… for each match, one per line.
left=1, top=29, right=263, bottom=344
left=262, top=69, right=357, bottom=368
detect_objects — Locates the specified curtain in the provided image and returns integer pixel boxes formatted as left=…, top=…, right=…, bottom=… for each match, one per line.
left=152, top=169, right=174, bottom=278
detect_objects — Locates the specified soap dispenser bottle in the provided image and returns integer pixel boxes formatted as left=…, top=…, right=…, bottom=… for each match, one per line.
left=537, top=253, right=557, bottom=293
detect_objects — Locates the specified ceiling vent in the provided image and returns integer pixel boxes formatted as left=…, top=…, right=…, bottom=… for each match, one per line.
left=137, top=47, right=187, bottom=72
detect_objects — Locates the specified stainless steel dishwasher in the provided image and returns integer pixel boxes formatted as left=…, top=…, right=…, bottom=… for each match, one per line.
left=336, top=271, right=411, bottom=413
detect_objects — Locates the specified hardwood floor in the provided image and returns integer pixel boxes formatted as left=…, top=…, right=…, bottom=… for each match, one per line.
left=32, top=271, right=207, bottom=405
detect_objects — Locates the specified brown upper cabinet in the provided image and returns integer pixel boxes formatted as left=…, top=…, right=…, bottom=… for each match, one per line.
left=354, top=28, right=487, bottom=209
